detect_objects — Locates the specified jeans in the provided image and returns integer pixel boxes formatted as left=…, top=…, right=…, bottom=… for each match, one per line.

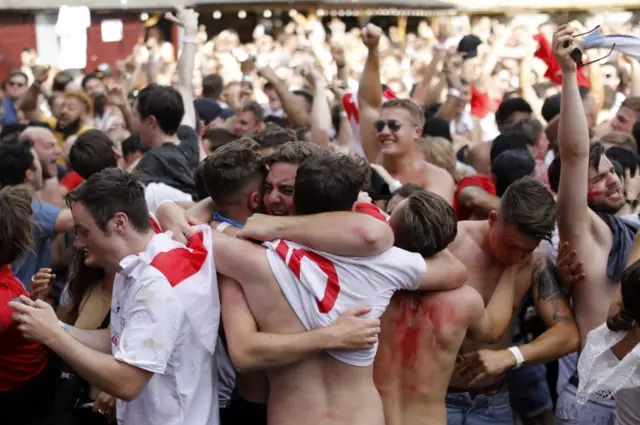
left=446, top=387, right=514, bottom=425
left=555, top=382, right=615, bottom=425
left=506, top=364, right=553, bottom=419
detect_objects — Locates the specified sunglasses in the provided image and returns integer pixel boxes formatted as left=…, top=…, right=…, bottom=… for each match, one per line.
left=374, top=119, right=402, bottom=133
left=563, top=25, right=615, bottom=67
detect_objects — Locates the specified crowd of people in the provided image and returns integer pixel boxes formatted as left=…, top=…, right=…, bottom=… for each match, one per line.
left=2, top=4, right=640, bottom=425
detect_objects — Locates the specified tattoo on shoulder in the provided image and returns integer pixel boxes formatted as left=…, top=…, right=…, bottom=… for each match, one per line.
left=531, top=259, right=574, bottom=324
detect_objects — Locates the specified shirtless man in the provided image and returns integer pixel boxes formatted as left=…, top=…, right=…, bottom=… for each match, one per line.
left=376, top=177, right=576, bottom=425
left=357, top=24, right=456, bottom=204
left=206, top=151, right=466, bottom=425
left=551, top=26, right=640, bottom=425
left=159, top=141, right=384, bottom=425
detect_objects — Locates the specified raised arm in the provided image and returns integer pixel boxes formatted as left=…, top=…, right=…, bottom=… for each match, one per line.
left=358, top=24, right=384, bottom=163
left=220, top=276, right=379, bottom=373
left=236, top=211, right=394, bottom=257
left=302, top=63, right=332, bottom=150
left=553, top=25, right=592, bottom=240
left=258, top=66, right=311, bottom=127
left=169, top=6, right=198, bottom=129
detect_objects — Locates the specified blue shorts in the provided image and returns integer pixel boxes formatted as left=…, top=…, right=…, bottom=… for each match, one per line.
left=506, top=364, right=553, bottom=419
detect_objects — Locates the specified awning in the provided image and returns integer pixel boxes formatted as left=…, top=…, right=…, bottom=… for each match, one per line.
left=0, top=0, right=455, bottom=11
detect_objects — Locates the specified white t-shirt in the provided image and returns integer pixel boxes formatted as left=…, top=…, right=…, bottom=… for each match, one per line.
left=112, top=237, right=217, bottom=425
left=145, top=183, right=193, bottom=216
left=55, top=6, right=90, bottom=70
left=264, top=240, right=427, bottom=366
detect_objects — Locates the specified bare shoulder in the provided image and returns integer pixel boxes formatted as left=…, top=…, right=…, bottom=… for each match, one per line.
left=423, top=162, right=456, bottom=186
left=437, top=285, right=484, bottom=324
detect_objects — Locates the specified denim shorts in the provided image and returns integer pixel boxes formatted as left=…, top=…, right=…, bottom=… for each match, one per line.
left=506, top=363, right=553, bottom=419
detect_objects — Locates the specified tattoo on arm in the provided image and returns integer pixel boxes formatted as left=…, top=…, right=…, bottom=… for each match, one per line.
left=531, top=259, right=574, bottom=324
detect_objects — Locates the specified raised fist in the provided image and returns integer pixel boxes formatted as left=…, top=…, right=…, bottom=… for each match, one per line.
left=362, top=24, right=382, bottom=50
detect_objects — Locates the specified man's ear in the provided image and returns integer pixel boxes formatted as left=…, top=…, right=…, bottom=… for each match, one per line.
left=248, top=191, right=260, bottom=211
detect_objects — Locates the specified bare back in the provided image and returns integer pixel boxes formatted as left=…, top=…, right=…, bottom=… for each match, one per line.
left=214, top=233, right=385, bottom=425
left=375, top=287, right=483, bottom=425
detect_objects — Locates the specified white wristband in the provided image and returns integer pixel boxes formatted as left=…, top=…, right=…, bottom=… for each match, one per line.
left=182, top=35, right=198, bottom=45
left=508, top=346, right=524, bottom=369
left=447, top=88, right=461, bottom=98
left=389, top=180, right=403, bottom=193
left=58, top=320, right=69, bottom=332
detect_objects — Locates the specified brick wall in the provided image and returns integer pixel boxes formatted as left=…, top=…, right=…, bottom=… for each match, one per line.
left=85, top=12, right=143, bottom=74
left=0, top=13, right=36, bottom=82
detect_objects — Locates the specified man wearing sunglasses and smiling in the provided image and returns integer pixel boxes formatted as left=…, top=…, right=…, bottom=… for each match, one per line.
left=2, top=71, right=29, bottom=126
left=357, top=24, right=456, bottom=205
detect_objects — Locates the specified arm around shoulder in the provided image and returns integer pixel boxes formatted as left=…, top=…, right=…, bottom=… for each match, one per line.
left=418, top=249, right=468, bottom=291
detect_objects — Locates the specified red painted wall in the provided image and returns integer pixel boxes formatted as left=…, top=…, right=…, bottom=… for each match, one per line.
left=84, top=12, right=143, bottom=74
left=0, top=13, right=36, bottom=82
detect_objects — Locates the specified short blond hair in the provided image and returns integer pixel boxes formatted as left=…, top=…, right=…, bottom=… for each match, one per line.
left=382, top=98, right=425, bottom=128
left=419, top=136, right=463, bottom=181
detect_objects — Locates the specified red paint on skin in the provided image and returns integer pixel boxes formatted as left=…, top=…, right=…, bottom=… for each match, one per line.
left=587, top=190, right=605, bottom=197
left=392, top=294, right=460, bottom=368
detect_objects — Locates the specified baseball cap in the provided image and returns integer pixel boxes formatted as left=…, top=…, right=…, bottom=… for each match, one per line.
left=457, top=35, right=482, bottom=59
left=194, top=98, right=234, bottom=125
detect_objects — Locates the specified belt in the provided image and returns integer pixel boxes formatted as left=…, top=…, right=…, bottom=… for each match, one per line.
left=447, top=379, right=506, bottom=397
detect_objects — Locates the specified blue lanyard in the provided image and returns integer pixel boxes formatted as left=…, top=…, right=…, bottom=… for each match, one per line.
left=212, top=211, right=243, bottom=228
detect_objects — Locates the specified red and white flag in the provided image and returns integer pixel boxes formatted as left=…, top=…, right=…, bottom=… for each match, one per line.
left=342, top=88, right=396, bottom=158
left=131, top=225, right=219, bottom=355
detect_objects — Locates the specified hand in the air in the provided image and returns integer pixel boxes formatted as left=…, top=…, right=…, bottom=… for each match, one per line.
left=362, top=24, right=382, bottom=50
left=165, top=5, right=199, bottom=34
left=551, top=25, right=578, bottom=74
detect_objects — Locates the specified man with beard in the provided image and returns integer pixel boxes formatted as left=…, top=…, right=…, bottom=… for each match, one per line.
left=551, top=26, right=640, bottom=425
left=0, top=136, right=74, bottom=288
left=357, top=24, right=455, bottom=204
left=21, top=126, right=62, bottom=183
left=21, top=126, right=64, bottom=206
left=47, top=92, right=93, bottom=149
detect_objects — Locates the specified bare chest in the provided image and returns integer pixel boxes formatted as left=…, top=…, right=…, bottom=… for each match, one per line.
left=392, top=166, right=429, bottom=188
left=455, top=248, right=505, bottom=303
